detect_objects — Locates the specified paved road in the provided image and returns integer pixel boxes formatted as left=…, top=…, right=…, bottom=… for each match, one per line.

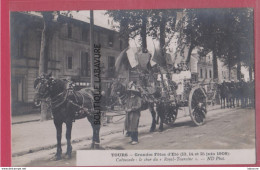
left=12, top=107, right=255, bottom=166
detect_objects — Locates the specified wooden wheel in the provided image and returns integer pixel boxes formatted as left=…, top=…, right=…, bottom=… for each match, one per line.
left=189, top=86, right=207, bottom=126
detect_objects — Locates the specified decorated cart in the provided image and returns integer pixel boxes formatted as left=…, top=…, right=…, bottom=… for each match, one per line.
left=111, top=47, right=207, bottom=126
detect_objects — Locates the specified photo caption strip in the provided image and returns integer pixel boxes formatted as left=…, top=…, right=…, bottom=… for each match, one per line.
left=77, top=149, right=256, bottom=166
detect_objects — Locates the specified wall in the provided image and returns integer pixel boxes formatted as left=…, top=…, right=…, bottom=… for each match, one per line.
left=11, top=12, right=123, bottom=105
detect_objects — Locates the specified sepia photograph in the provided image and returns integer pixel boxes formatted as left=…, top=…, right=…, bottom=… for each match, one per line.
left=10, top=8, right=255, bottom=166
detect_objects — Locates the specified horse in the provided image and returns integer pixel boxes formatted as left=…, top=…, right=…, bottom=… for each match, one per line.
left=227, top=81, right=236, bottom=108
left=218, top=81, right=232, bottom=109
left=34, top=73, right=100, bottom=160
left=108, top=79, right=128, bottom=109
left=242, top=80, right=255, bottom=108
left=108, top=77, right=168, bottom=132
left=248, top=80, right=255, bottom=107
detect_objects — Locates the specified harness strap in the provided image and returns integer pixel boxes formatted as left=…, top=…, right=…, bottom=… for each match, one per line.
left=51, top=90, right=69, bottom=109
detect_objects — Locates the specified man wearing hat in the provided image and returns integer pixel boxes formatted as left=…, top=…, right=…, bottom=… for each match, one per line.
left=124, top=82, right=142, bottom=145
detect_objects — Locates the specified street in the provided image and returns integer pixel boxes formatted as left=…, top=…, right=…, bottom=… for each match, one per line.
left=12, top=107, right=255, bottom=166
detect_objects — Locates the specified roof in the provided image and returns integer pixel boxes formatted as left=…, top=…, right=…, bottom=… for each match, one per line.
left=15, top=11, right=119, bottom=34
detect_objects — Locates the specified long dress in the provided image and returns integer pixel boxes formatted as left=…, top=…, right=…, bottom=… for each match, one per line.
left=124, top=95, right=142, bottom=132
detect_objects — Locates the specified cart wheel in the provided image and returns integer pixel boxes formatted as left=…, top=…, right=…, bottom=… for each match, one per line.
left=189, top=86, right=207, bottom=126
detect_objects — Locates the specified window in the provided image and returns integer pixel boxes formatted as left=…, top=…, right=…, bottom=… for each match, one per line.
left=200, top=68, right=203, bottom=78
left=68, top=24, right=72, bottom=38
left=209, top=70, right=212, bottom=78
left=205, top=69, right=208, bottom=78
left=108, top=34, right=114, bottom=47
left=67, top=56, right=73, bottom=69
left=108, top=56, right=115, bottom=77
left=82, top=28, right=88, bottom=42
left=81, top=52, right=90, bottom=76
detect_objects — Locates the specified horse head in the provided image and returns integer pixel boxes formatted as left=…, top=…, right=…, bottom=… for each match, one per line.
left=34, top=72, right=57, bottom=100
left=110, top=80, right=127, bottom=98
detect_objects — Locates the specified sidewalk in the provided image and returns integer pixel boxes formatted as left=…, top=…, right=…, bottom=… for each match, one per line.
left=11, top=110, right=152, bottom=156
left=12, top=113, right=41, bottom=124
left=11, top=104, right=221, bottom=157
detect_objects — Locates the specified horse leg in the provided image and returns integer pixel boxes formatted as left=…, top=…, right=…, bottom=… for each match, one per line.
left=158, top=113, right=164, bottom=132
left=54, top=121, right=62, bottom=160
left=65, top=121, right=73, bottom=159
left=149, top=104, right=156, bottom=132
left=93, top=124, right=101, bottom=149
left=158, top=106, right=165, bottom=132
left=87, top=115, right=101, bottom=149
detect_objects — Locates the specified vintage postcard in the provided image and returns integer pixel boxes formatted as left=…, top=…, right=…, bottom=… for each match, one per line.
left=10, top=8, right=255, bottom=166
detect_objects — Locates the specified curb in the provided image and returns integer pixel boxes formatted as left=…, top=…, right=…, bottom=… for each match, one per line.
left=12, top=119, right=41, bottom=125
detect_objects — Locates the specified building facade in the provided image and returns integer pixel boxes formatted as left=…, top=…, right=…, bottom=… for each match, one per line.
left=217, top=59, right=238, bottom=83
left=189, top=48, right=237, bottom=84
left=11, top=12, right=125, bottom=105
left=189, top=49, right=214, bottom=84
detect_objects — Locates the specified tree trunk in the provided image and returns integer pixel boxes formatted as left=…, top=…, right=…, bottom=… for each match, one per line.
left=119, top=18, right=130, bottom=81
left=186, top=43, right=194, bottom=65
left=141, top=17, right=147, bottom=51
left=159, top=13, right=166, bottom=52
left=39, top=13, right=52, bottom=121
left=212, top=50, right=218, bottom=80
left=237, top=62, right=241, bottom=81
left=39, top=19, right=47, bottom=74
left=159, top=12, right=166, bottom=66
left=40, top=99, right=52, bottom=121
left=119, top=19, right=129, bottom=49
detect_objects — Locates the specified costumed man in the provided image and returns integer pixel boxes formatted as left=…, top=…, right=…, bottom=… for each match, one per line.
left=124, top=82, right=142, bottom=145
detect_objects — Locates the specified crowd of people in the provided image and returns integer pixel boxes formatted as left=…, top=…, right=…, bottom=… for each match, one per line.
left=218, top=79, right=255, bottom=109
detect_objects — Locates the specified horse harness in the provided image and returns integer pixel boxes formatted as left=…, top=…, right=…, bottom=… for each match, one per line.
left=51, top=88, right=93, bottom=120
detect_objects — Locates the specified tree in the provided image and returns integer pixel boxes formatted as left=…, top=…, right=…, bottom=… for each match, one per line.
left=37, top=12, right=56, bottom=121
left=38, top=11, right=72, bottom=121
left=106, top=10, right=150, bottom=51
left=106, top=9, right=179, bottom=53
left=182, top=9, right=230, bottom=79
left=182, top=8, right=254, bottom=80
left=145, top=9, right=180, bottom=67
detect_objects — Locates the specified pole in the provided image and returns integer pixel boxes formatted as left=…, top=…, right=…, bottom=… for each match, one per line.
left=90, top=10, right=94, bottom=88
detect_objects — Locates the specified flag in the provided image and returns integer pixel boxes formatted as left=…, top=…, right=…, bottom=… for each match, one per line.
left=126, top=47, right=140, bottom=68
left=115, top=48, right=130, bottom=74
left=137, top=53, right=151, bottom=70
left=152, top=48, right=166, bottom=66
left=165, top=53, right=174, bottom=65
